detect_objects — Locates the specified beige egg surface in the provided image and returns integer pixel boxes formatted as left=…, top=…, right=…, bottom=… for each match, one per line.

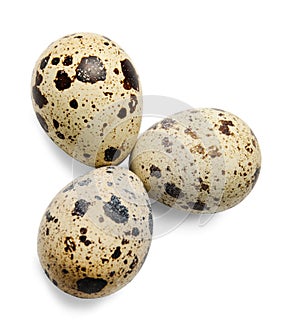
left=37, top=166, right=153, bottom=298
left=31, top=32, right=142, bottom=167
left=130, top=108, right=261, bottom=214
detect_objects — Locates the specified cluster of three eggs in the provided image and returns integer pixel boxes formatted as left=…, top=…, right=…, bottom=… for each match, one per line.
left=32, top=33, right=261, bottom=298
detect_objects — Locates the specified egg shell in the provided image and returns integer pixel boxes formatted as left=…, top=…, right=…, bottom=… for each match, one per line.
left=37, top=166, right=152, bottom=298
left=31, top=33, right=142, bottom=167
left=130, top=108, right=261, bottom=213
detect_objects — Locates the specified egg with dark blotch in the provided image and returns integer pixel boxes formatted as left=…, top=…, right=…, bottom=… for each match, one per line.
left=37, top=166, right=152, bottom=298
left=130, top=108, right=261, bottom=214
left=31, top=33, right=142, bottom=167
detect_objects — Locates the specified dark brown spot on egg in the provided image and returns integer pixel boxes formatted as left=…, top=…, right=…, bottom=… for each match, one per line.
left=117, top=108, right=127, bottom=119
left=219, top=120, right=234, bottom=135
left=207, top=146, right=222, bottom=158
left=51, top=57, right=60, bottom=65
left=129, top=255, right=139, bottom=270
left=104, top=147, right=121, bottom=161
left=63, top=56, right=73, bottom=66
left=72, top=199, right=90, bottom=217
left=69, top=99, right=78, bottom=109
left=40, top=54, right=50, bottom=70
left=150, top=165, right=161, bottom=178
left=64, top=237, right=76, bottom=253
left=35, top=112, right=48, bottom=132
left=121, top=59, right=139, bottom=91
left=45, top=210, right=54, bottom=222
left=111, top=246, right=121, bottom=259
left=79, top=235, right=87, bottom=242
left=103, top=195, right=129, bottom=224
left=132, top=227, right=140, bottom=236
left=201, top=183, right=209, bottom=191
left=76, top=277, right=107, bottom=294
left=53, top=119, right=59, bottom=129
left=161, top=118, right=176, bottom=129
left=32, top=86, right=48, bottom=108
left=190, top=144, right=205, bottom=155
left=103, top=92, right=113, bottom=98
left=245, top=143, right=254, bottom=154
left=162, top=137, right=173, bottom=148
left=114, top=68, right=119, bottom=74
left=188, top=200, right=207, bottom=211
left=54, top=70, right=72, bottom=90
left=164, top=183, right=183, bottom=199
left=78, top=178, right=92, bottom=186
left=35, top=72, right=43, bottom=86
left=184, top=127, right=198, bottom=139
left=56, top=131, right=65, bottom=139
left=128, top=94, right=138, bottom=113
left=76, top=56, right=106, bottom=83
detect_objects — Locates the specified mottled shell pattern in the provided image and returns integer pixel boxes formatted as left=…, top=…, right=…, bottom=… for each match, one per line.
left=130, top=108, right=261, bottom=213
left=37, top=167, right=153, bottom=298
left=31, top=33, right=142, bottom=167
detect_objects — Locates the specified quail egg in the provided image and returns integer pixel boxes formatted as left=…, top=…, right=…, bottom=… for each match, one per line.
left=130, top=108, right=261, bottom=213
left=37, top=166, right=152, bottom=298
left=31, top=33, right=142, bottom=167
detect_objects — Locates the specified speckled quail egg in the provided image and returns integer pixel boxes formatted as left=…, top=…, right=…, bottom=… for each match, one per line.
left=31, top=33, right=142, bottom=167
left=37, top=166, right=152, bottom=298
left=130, top=108, right=261, bottom=213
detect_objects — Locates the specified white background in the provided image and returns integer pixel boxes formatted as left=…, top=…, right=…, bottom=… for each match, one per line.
left=1, top=1, right=300, bottom=332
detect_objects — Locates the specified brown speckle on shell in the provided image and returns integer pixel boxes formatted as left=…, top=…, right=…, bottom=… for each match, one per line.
left=76, top=56, right=106, bottom=84
left=120, top=59, right=139, bottom=91
left=54, top=70, right=72, bottom=91
left=32, top=86, right=48, bottom=109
